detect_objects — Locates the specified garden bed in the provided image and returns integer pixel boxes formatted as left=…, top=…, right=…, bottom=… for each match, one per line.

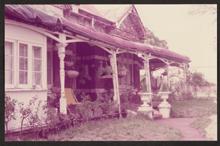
left=44, top=116, right=182, bottom=141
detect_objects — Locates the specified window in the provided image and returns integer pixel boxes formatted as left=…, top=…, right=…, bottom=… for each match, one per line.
left=5, top=41, right=14, bottom=85
left=5, top=39, right=45, bottom=90
left=32, top=46, right=42, bottom=86
left=19, top=43, right=28, bottom=85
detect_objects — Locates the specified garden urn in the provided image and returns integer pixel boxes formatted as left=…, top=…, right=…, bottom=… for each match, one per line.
left=137, top=92, right=153, bottom=119
left=158, top=91, right=171, bottom=118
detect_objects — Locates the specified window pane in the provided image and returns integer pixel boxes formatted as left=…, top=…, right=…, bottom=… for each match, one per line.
left=5, top=70, right=13, bottom=84
left=19, top=71, right=28, bottom=84
left=5, top=56, right=13, bottom=70
left=33, top=60, right=41, bottom=71
left=5, top=42, right=13, bottom=55
left=19, top=43, right=28, bottom=57
left=33, top=46, right=41, bottom=58
left=19, top=58, right=28, bottom=70
left=32, top=46, right=42, bottom=86
left=33, top=72, right=41, bottom=85
left=5, top=41, right=14, bottom=85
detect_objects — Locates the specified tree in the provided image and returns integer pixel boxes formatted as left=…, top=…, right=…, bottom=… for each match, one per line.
left=188, top=5, right=217, bottom=49
left=188, top=5, right=217, bottom=16
left=188, top=72, right=208, bottom=97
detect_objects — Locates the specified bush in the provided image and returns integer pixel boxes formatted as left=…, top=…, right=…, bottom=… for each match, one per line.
left=68, top=90, right=119, bottom=122
left=5, top=95, right=16, bottom=133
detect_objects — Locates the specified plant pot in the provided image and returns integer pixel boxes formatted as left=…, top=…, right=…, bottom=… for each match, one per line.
left=158, top=105, right=171, bottom=118
left=158, top=91, right=171, bottom=118
left=100, top=75, right=112, bottom=79
left=65, top=61, right=74, bottom=67
left=118, top=70, right=127, bottom=77
left=66, top=70, right=79, bottom=78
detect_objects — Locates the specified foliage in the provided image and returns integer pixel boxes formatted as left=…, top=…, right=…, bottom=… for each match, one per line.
left=5, top=95, right=16, bottom=133
left=169, top=79, right=193, bottom=100
left=189, top=5, right=217, bottom=15
left=47, top=116, right=182, bottom=141
left=39, top=106, right=60, bottom=138
left=69, top=90, right=119, bottom=122
left=18, top=96, right=39, bottom=135
left=187, top=72, right=211, bottom=97
left=145, top=27, right=169, bottom=49
left=120, top=88, right=142, bottom=114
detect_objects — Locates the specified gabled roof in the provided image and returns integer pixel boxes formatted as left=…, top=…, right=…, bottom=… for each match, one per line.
left=78, top=4, right=131, bottom=23
left=78, top=5, right=146, bottom=39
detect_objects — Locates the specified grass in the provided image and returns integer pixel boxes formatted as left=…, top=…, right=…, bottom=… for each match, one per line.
left=170, top=97, right=217, bottom=139
left=190, top=116, right=212, bottom=137
left=45, top=115, right=182, bottom=141
left=170, top=98, right=217, bottom=118
left=6, top=97, right=216, bottom=141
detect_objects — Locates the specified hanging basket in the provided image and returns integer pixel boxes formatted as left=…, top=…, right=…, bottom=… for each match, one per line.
left=118, top=68, right=127, bottom=78
left=101, top=74, right=112, bottom=79
left=65, top=61, right=74, bottom=67
left=66, top=70, right=79, bottom=78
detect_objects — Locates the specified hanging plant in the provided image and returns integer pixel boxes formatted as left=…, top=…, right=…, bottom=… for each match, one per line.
left=118, top=65, right=127, bottom=78
left=101, top=65, right=112, bottom=79
left=65, top=61, right=74, bottom=67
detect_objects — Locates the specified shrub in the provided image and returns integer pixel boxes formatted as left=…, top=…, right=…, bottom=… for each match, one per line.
left=5, top=95, right=16, bottom=133
left=18, top=96, right=38, bottom=135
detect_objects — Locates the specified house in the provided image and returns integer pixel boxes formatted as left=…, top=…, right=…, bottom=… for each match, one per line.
left=4, top=4, right=190, bottom=132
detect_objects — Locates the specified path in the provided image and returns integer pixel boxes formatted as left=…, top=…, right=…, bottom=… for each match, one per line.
left=155, top=118, right=207, bottom=141
left=205, top=114, right=217, bottom=140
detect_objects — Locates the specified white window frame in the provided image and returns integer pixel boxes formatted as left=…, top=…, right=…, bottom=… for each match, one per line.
left=32, top=44, right=43, bottom=88
left=17, top=41, right=32, bottom=88
left=5, top=39, right=16, bottom=88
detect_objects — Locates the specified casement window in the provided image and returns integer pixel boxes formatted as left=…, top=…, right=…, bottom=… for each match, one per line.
left=32, top=46, right=42, bottom=86
left=5, top=39, right=45, bottom=89
left=19, top=43, right=29, bottom=85
left=5, top=41, right=15, bottom=87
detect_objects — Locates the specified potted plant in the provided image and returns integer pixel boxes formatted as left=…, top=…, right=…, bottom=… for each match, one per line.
left=65, top=60, right=79, bottom=78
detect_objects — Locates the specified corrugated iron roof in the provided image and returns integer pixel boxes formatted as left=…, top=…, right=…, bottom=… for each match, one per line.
left=4, top=5, right=190, bottom=63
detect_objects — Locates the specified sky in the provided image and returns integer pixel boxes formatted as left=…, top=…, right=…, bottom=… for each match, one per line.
left=135, top=4, right=217, bottom=84
left=31, top=4, right=217, bottom=84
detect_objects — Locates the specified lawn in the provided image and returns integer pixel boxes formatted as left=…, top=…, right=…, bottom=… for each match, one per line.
left=46, top=115, right=182, bottom=141
left=170, top=97, right=217, bottom=140
left=6, top=97, right=216, bottom=141
left=170, top=98, right=217, bottom=118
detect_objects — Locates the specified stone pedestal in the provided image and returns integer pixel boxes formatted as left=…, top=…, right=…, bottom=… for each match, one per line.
left=138, top=92, right=153, bottom=119
left=158, top=92, right=171, bottom=118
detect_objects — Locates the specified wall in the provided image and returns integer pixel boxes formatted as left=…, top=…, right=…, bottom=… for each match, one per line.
left=5, top=91, right=47, bottom=131
left=5, top=21, right=48, bottom=131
